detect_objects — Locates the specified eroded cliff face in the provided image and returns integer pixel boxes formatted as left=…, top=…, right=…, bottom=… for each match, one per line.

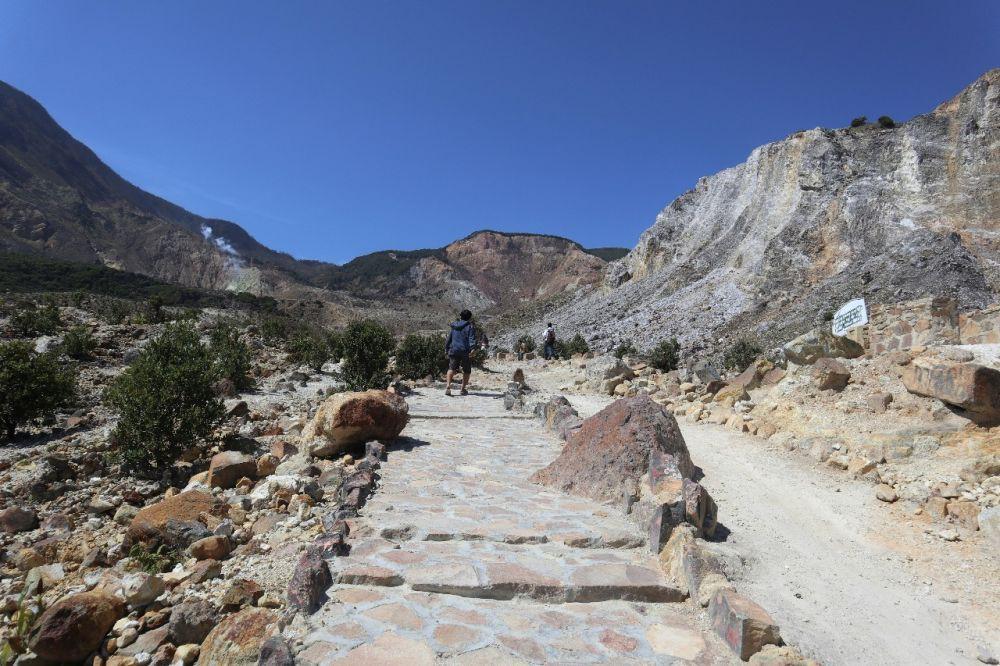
left=527, top=70, right=999, bottom=354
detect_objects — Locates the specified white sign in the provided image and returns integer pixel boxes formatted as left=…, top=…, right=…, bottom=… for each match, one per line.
left=832, top=298, right=868, bottom=337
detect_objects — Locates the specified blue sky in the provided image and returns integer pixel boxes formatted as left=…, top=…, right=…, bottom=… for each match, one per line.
left=1, top=1, right=997, bottom=264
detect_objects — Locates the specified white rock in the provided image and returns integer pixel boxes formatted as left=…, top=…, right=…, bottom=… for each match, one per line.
left=121, top=572, right=165, bottom=607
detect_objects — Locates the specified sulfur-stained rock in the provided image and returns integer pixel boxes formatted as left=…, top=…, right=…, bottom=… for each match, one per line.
left=0, top=507, right=38, bottom=533
left=287, top=549, right=331, bottom=613
left=303, top=390, right=409, bottom=457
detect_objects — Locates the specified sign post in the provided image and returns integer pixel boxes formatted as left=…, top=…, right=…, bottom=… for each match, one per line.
left=832, top=298, right=868, bottom=337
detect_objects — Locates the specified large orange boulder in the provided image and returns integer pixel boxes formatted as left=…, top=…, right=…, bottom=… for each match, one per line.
left=29, top=591, right=125, bottom=662
left=303, top=390, right=408, bottom=457
left=207, top=451, right=257, bottom=489
left=126, top=490, right=228, bottom=550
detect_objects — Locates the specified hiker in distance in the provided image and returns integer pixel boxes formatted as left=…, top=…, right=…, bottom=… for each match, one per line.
left=445, top=309, right=477, bottom=396
left=542, top=322, right=556, bottom=360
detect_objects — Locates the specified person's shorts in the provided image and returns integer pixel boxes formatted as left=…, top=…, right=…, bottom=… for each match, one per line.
left=448, top=353, right=472, bottom=374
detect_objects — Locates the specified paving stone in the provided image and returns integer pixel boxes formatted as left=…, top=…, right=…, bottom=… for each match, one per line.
left=329, top=632, right=436, bottom=666
left=336, top=565, right=404, bottom=587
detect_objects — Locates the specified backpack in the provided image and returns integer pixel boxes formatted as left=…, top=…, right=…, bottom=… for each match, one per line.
left=545, top=328, right=556, bottom=344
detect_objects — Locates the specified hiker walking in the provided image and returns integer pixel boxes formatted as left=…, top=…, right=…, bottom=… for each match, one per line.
left=542, top=322, right=556, bottom=360
left=445, top=309, right=477, bottom=396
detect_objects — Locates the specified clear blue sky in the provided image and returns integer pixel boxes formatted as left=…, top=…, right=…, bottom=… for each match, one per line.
left=2, top=1, right=997, bottom=264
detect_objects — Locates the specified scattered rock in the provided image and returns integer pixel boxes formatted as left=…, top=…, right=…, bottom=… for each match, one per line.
left=207, top=451, right=257, bottom=489
left=875, top=485, right=898, bottom=503
left=126, top=490, right=226, bottom=550
left=28, top=591, right=125, bottom=663
left=198, top=607, right=277, bottom=665
left=189, top=535, right=232, bottom=561
left=121, top=572, right=165, bottom=607
left=0, top=506, right=38, bottom=533
left=168, top=600, right=218, bottom=645
left=811, top=358, right=850, bottom=392
left=287, top=549, right=332, bottom=613
left=709, top=589, right=783, bottom=661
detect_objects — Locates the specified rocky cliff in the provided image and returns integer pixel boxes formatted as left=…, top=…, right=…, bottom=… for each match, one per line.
left=520, top=69, right=1000, bottom=354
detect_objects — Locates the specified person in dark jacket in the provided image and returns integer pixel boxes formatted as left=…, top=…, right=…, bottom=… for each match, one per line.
left=444, top=309, right=477, bottom=396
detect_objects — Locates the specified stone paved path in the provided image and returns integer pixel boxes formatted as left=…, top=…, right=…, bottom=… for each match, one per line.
left=297, top=388, right=734, bottom=664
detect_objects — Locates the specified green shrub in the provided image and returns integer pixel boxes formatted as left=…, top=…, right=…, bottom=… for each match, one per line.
left=326, top=330, right=345, bottom=361
left=105, top=323, right=223, bottom=476
left=260, top=316, right=292, bottom=344
left=340, top=319, right=395, bottom=391
left=127, top=543, right=178, bottom=574
left=515, top=334, right=536, bottom=354
left=850, top=116, right=867, bottom=128
left=877, top=115, right=895, bottom=128
left=146, top=295, right=166, bottom=324
left=286, top=331, right=330, bottom=372
left=648, top=337, right=680, bottom=372
left=210, top=324, right=254, bottom=390
left=722, top=337, right=763, bottom=372
left=96, top=298, right=133, bottom=325
left=396, top=334, right=448, bottom=380
left=9, top=302, right=60, bottom=337
left=563, top=333, right=590, bottom=356
left=0, top=341, right=76, bottom=440
left=61, top=326, right=97, bottom=360
left=614, top=340, right=638, bottom=359
left=0, top=584, right=44, bottom=664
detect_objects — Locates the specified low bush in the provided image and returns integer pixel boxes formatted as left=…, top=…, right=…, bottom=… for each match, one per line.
left=9, top=301, right=61, bottom=337
left=648, top=337, right=680, bottom=372
left=61, top=326, right=97, bottom=360
left=340, top=319, right=395, bottom=391
left=127, top=543, right=178, bottom=574
left=850, top=116, right=867, bottom=127
left=396, top=333, right=448, bottom=380
left=286, top=331, right=330, bottom=372
left=260, top=316, right=293, bottom=344
left=614, top=340, right=638, bottom=359
left=722, top=337, right=763, bottom=372
left=563, top=333, right=590, bottom=356
left=326, top=330, right=345, bottom=362
left=877, top=115, right=896, bottom=128
left=0, top=341, right=76, bottom=440
left=210, top=324, right=254, bottom=390
left=105, top=323, right=224, bottom=476
left=515, top=334, right=536, bottom=354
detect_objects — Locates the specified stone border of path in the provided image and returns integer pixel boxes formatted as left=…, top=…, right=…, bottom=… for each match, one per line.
left=521, top=389, right=814, bottom=664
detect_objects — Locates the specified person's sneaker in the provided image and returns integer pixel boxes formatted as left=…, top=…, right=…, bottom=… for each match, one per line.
left=445, top=388, right=452, bottom=397
left=460, top=388, right=469, bottom=396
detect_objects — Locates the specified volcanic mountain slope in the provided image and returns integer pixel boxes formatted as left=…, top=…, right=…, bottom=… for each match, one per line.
left=0, top=80, right=623, bottom=328
left=512, top=69, right=1000, bottom=354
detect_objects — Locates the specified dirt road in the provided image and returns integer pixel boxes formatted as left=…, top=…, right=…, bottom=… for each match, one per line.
left=681, top=423, right=995, bottom=666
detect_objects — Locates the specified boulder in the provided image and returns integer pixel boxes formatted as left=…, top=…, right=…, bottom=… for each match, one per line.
left=902, top=357, right=1000, bottom=425
left=714, top=384, right=750, bottom=407
left=169, top=600, right=218, bottom=645
left=531, top=395, right=693, bottom=504
left=207, top=451, right=257, bottom=489
left=189, top=535, right=232, bottom=560
left=198, top=607, right=278, bottom=666
left=303, top=390, right=409, bottom=457
left=691, top=360, right=721, bottom=383
left=585, top=356, right=635, bottom=382
left=709, top=589, right=782, bottom=661
left=287, top=549, right=332, bottom=613
left=535, top=396, right=583, bottom=439
left=126, top=490, right=227, bottom=550
left=783, top=328, right=864, bottom=365
left=28, top=591, right=125, bottom=663
left=980, top=507, right=1000, bottom=547
left=0, top=506, right=38, bottom=533
left=811, top=358, right=850, bottom=391
left=121, top=572, right=165, bottom=607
